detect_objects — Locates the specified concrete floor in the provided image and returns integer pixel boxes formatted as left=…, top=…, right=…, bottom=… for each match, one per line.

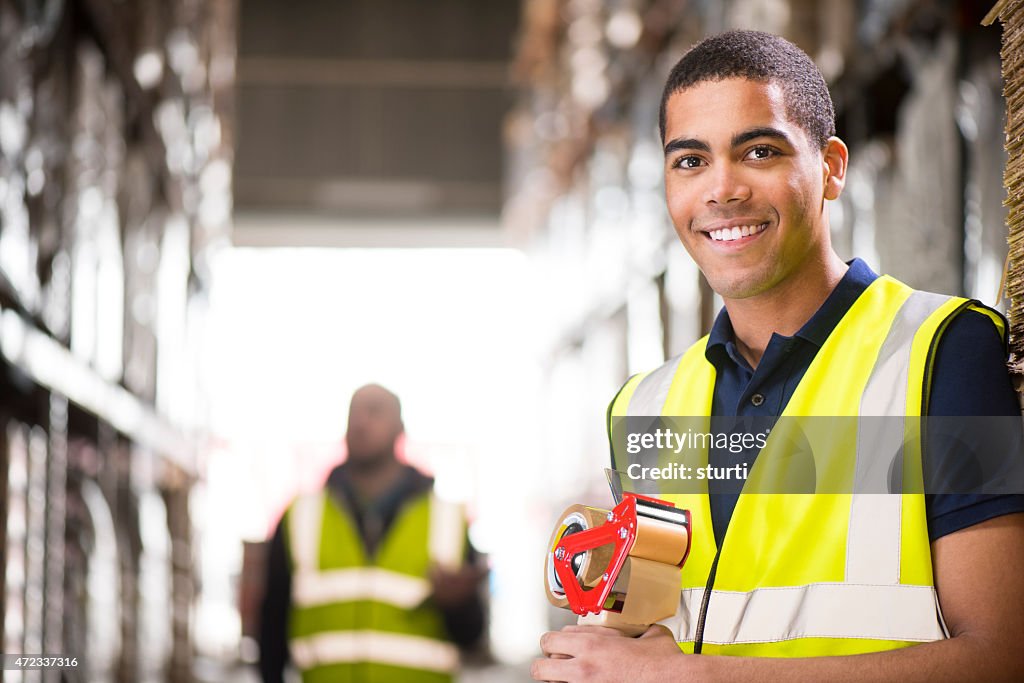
left=200, top=659, right=533, bottom=683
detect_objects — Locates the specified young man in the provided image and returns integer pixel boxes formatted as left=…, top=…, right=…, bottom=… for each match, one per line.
left=533, top=30, right=1024, bottom=682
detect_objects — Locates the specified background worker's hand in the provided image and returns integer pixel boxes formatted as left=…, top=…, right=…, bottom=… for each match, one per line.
left=428, top=563, right=487, bottom=609
left=532, top=624, right=686, bottom=683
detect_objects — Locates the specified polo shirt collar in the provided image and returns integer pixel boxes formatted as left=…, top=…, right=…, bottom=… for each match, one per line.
left=705, top=258, right=879, bottom=365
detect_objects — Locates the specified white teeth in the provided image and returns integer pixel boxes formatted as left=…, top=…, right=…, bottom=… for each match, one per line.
left=708, top=223, right=767, bottom=242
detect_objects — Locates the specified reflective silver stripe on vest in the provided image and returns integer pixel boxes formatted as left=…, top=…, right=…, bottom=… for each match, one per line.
left=291, top=630, right=458, bottom=672
left=428, top=493, right=465, bottom=570
left=626, top=354, right=685, bottom=416
left=290, top=492, right=326, bottom=574
left=847, top=291, right=953, bottom=585
left=293, top=567, right=432, bottom=609
left=660, top=583, right=946, bottom=645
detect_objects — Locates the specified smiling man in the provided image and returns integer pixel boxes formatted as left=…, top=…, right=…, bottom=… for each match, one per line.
left=533, top=30, right=1024, bottom=682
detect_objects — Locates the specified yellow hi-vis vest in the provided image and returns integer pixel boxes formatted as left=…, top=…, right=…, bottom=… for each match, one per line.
left=285, top=487, right=467, bottom=682
left=609, top=275, right=1005, bottom=657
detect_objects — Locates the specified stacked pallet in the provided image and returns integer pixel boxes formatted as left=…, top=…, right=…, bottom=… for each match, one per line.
left=985, top=1, right=1024, bottom=371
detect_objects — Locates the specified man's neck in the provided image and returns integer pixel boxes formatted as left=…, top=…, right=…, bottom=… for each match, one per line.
left=724, top=252, right=848, bottom=369
left=345, top=455, right=405, bottom=503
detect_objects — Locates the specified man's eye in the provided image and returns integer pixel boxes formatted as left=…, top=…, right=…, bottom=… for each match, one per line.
left=746, top=145, right=777, bottom=161
left=675, top=155, right=704, bottom=169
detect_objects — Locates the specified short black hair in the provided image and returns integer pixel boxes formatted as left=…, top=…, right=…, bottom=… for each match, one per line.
left=659, top=30, right=835, bottom=149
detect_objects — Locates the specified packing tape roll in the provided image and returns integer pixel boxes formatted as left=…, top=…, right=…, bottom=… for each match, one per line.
left=615, top=556, right=682, bottom=625
left=544, top=504, right=610, bottom=607
left=632, top=515, right=690, bottom=566
left=576, top=556, right=681, bottom=632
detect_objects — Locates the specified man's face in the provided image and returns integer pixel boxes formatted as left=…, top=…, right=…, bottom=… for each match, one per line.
left=345, top=386, right=402, bottom=464
left=662, top=78, right=835, bottom=300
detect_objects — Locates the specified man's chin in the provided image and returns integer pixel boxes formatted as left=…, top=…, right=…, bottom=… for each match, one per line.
left=705, top=269, right=778, bottom=301
left=346, top=450, right=393, bottom=467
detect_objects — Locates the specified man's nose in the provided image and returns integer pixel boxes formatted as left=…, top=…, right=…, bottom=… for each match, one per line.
left=703, top=163, right=751, bottom=205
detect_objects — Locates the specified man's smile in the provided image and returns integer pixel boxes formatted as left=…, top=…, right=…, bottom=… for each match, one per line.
left=696, top=219, right=771, bottom=249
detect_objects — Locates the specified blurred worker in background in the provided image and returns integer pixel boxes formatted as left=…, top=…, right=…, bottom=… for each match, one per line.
left=259, top=383, right=486, bottom=682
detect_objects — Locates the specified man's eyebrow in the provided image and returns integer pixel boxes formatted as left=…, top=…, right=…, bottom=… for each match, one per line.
left=663, top=137, right=711, bottom=156
left=731, top=127, right=792, bottom=148
left=663, top=128, right=793, bottom=156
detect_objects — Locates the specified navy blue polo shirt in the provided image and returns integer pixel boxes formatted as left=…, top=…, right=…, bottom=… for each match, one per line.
left=705, top=258, right=1024, bottom=548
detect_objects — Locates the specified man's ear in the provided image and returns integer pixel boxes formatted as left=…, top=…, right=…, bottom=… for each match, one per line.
left=822, top=136, right=848, bottom=201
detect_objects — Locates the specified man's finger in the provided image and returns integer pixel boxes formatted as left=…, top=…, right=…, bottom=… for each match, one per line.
left=561, top=624, right=625, bottom=637
left=531, top=655, right=575, bottom=682
left=539, top=630, right=565, bottom=657
left=539, top=630, right=593, bottom=658
left=640, top=624, right=675, bottom=639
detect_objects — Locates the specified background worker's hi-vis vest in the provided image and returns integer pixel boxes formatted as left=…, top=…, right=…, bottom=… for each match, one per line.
left=286, top=488, right=466, bottom=682
left=609, top=275, right=1005, bottom=657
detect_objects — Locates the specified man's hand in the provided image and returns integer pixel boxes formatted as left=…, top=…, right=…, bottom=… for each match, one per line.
left=532, top=624, right=690, bottom=683
left=428, top=564, right=487, bottom=609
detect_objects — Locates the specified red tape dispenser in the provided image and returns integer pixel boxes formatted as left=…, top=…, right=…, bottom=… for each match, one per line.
left=544, top=493, right=691, bottom=635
